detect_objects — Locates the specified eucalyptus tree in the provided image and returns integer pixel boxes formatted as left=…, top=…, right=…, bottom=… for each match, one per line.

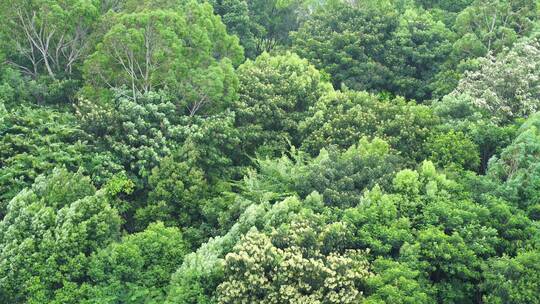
left=0, top=0, right=100, bottom=79
left=84, top=0, right=243, bottom=114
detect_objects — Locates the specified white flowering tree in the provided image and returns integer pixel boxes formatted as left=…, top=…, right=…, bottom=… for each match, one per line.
left=453, top=38, right=540, bottom=123
left=217, top=220, right=371, bottom=304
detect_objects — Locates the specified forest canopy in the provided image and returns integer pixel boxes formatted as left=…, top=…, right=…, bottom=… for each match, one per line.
left=0, top=0, right=539, bottom=303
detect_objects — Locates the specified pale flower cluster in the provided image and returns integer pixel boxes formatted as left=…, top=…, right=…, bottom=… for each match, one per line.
left=454, top=38, right=540, bottom=123
left=217, top=221, right=371, bottom=304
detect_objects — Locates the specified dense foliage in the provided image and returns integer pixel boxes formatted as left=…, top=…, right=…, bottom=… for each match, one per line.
left=1, top=0, right=539, bottom=303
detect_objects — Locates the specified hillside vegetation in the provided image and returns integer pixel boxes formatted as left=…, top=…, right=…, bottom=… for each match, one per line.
left=0, top=0, right=539, bottom=303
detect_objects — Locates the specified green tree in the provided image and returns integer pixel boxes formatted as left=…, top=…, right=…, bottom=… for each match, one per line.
left=297, top=138, right=403, bottom=208
left=207, top=0, right=257, bottom=57
left=237, top=137, right=403, bottom=208
left=454, top=0, right=538, bottom=56
left=426, top=130, right=480, bottom=171
left=415, top=0, right=473, bottom=12
left=0, top=105, right=120, bottom=216
left=432, top=93, right=517, bottom=172
left=292, top=1, right=454, bottom=100
left=208, top=0, right=307, bottom=57
left=76, top=91, right=183, bottom=185
left=488, top=112, right=540, bottom=213
left=292, top=1, right=398, bottom=95
left=0, top=168, right=121, bottom=304
left=401, top=227, right=482, bottom=303
left=387, top=8, right=455, bottom=100
left=343, top=186, right=413, bottom=257
left=300, top=90, right=439, bottom=162
left=177, top=111, right=242, bottom=180
left=77, top=91, right=241, bottom=239
left=482, top=250, right=540, bottom=304
left=234, top=52, right=332, bottom=159
left=134, top=151, right=224, bottom=248
left=84, top=222, right=188, bottom=304
left=247, top=0, right=304, bottom=54
left=77, top=90, right=241, bottom=186
left=84, top=0, right=243, bottom=112
left=0, top=55, right=27, bottom=107
left=366, top=258, right=433, bottom=304
left=479, top=196, right=536, bottom=255
left=138, top=157, right=207, bottom=228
